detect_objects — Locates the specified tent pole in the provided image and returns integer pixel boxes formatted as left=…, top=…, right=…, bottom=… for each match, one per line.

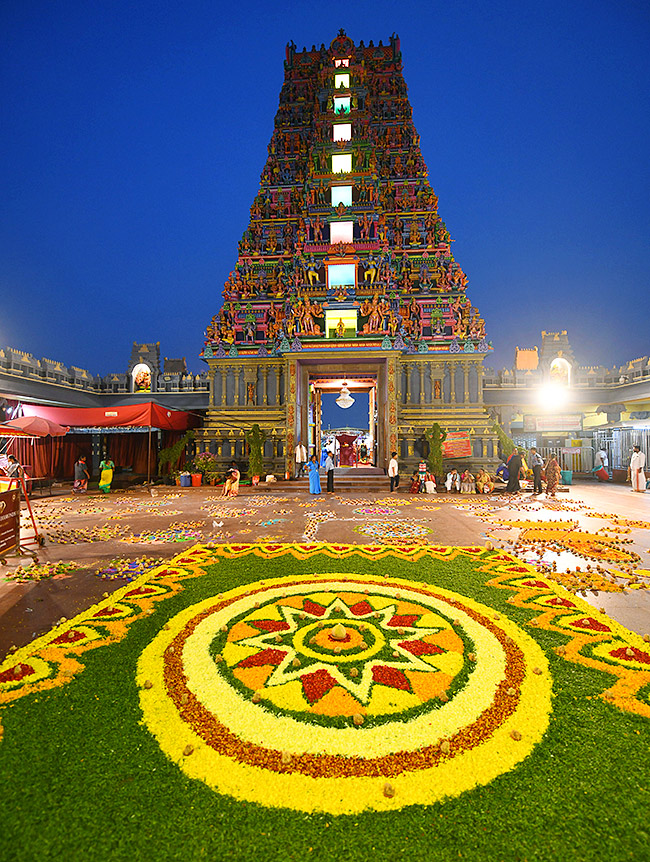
left=147, top=425, right=152, bottom=484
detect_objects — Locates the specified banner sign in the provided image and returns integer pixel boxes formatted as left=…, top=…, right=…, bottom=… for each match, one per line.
left=0, top=488, right=20, bottom=556
left=524, top=415, right=582, bottom=432
left=442, top=431, right=472, bottom=458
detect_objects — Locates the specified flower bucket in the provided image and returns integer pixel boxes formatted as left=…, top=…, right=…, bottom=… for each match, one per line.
left=191, top=473, right=202, bottom=487
left=251, top=475, right=260, bottom=486
left=179, top=474, right=191, bottom=487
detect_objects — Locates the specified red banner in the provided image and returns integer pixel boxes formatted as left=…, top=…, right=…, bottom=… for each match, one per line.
left=442, top=432, right=472, bottom=458
left=0, top=488, right=20, bottom=556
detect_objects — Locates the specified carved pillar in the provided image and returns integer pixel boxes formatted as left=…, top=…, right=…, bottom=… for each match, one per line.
left=402, top=364, right=410, bottom=404
left=417, top=362, right=424, bottom=404
left=209, top=368, right=215, bottom=407
left=450, top=361, right=456, bottom=403
left=463, top=363, right=470, bottom=403
left=477, top=360, right=484, bottom=403
left=262, top=367, right=269, bottom=406
left=220, top=367, right=227, bottom=406
left=275, top=365, right=282, bottom=405
left=482, top=437, right=488, bottom=458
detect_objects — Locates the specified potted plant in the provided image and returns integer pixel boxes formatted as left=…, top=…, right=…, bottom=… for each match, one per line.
left=424, top=423, right=448, bottom=487
left=190, top=452, right=218, bottom=487
left=246, top=423, right=266, bottom=486
left=158, top=430, right=195, bottom=479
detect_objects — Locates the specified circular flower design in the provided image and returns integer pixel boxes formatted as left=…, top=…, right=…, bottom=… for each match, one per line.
left=138, top=574, right=551, bottom=814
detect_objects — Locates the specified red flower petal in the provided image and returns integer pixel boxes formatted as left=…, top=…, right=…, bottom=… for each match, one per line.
left=303, top=599, right=327, bottom=617
left=570, top=617, right=611, bottom=633
left=372, top=665, right=411, bottom=691
left=349, top=600, right=373, bottom=616
left=388, top=614, right=419, bottom=627
left=253, top=620, right=290, bottom=632
left=0, top=663, right=35, bottom=683
left=610, top=646, right=650, bottom=664
left=300, top=668, right=338, bottom=704
left=398, top=640, right=444, bottom=656
left=237, top=648, right=287, bottom=668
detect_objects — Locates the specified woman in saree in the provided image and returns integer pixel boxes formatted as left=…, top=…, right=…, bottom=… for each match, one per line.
left=476, top=468, right=494, bottom=494
left=98, top=455, right=115, bottom=493
left=545, top=455, right=561, bottom=497
left=308, top=454, right=321, bottom=495
left=221, top=461, right=240, bottom=497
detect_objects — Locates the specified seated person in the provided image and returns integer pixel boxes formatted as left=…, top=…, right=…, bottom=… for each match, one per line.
left=495, top=462, right=509, bottom=484
left=476, top=468, right=494, bottom=494
left=460, top=469, right=476, bottom=493
left=5, top=455, right=24, bottom=480
left=424, top=471, right=437, bottom=494
left=445, top=469, right=460, bottom=492
left=409, top=470, right=421, bottom=494
left=221, top=461, right=241, bottom=497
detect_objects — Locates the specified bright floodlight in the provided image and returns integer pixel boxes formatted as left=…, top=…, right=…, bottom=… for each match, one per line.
left=536, top=383, right=569, bottom=409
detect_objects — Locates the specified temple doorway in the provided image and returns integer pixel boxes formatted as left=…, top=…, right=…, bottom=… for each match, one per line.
left=308, top=374, right=377, bottom=467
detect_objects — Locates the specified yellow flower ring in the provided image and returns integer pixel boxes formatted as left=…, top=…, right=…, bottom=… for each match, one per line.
left=138, top=573, right=551, bottom=814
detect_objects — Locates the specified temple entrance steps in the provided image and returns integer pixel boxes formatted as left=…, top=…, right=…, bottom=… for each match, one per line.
left=290, top=466, right=390, bottom=494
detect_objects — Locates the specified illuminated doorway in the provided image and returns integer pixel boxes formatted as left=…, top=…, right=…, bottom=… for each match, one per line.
left=308, top=374, right=377, bottom=467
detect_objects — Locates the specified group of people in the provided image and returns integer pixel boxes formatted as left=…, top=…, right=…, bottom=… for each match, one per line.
left=493, top=448, right=562, bottom=496
left=442, top=467, right=495, bottom=494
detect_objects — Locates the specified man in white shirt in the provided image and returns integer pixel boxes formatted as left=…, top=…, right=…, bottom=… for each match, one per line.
left=445, top=469, right=460, bottom=492
left=295, top=440, right=307, bottom=478
left=629, top=445, right=646, bottom=492
left=595, top=448, right=608, bottom=468
left=325, top=450, right=335, bottom=492
left=388, top=452, right=399, bottom=492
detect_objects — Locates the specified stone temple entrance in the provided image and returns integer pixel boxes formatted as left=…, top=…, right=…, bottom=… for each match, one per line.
left=295, top=355, right=391, bottom=471
left=309, top=372, right=377, bottom=466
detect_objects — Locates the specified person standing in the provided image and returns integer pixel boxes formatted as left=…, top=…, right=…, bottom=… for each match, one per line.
left=629, top=445, right=646, bottom=492
left=545, top=454, right=561, bottom=497
left=73, top=456, right=90, bottom=493
left=98, top=455, right=115, bottom=494
left=295, top=440, right=307, bottom=478
left=308, top=454, right=321, bottom=495
left=325, top=450, right=335, bottom=492
left=530, top=447, right=544, bottom=495
left=505, top=451, right=522, bottom=494
left=388, top=451, right=399, bottom=492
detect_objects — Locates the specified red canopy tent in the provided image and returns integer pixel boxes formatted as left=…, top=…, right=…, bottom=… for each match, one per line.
left=12, top=403, right=200, bottom=482
left=20, top=402, right=197, bottom=431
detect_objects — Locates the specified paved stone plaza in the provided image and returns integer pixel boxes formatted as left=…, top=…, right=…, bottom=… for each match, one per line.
left=1, top=478, right=648, bottom=659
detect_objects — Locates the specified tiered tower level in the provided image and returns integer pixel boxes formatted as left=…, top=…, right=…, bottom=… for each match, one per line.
left=200, top=32, right=498, bottom=473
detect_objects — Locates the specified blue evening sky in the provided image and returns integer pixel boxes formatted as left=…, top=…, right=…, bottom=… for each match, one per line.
left=1, top=0, right=648, bottom=376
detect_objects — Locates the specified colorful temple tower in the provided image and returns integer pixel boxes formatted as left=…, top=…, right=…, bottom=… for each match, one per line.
left=200, top=31, right=498, bottom=474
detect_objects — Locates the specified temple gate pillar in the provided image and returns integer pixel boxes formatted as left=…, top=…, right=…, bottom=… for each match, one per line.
left=220, top=368, right=227, bottom=406
left=262, top=367, right=269, bottom=405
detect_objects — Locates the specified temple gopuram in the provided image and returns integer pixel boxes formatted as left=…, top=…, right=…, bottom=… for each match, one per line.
left=198, top=31, right=498, bottom=474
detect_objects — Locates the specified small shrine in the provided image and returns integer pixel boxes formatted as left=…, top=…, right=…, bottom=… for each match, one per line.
left=199, top=31, right=498, bottom=473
